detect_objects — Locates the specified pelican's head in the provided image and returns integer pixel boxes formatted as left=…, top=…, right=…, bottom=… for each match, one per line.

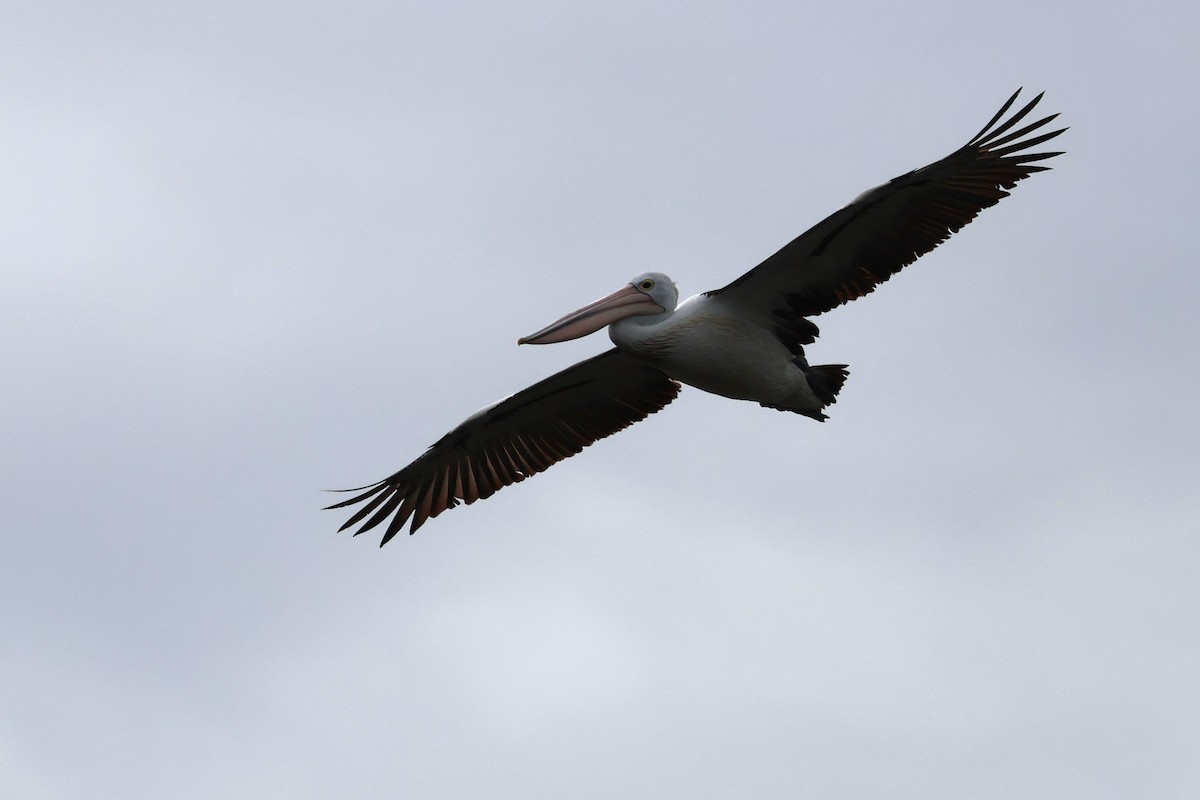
left=518, top=272, right=677, bottom=345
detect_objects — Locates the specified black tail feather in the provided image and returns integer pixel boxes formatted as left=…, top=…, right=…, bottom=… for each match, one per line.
left=803, top=363, right=850, bottom=406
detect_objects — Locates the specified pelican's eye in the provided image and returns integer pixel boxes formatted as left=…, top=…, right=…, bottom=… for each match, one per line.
left=638, top=278, right=655, bottom=291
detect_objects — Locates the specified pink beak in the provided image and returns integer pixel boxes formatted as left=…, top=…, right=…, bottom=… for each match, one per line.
left=518, top=283, right=664, bottom=345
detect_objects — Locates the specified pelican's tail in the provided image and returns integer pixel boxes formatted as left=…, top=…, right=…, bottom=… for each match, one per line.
left=762, top=361, right=850, bottom=421
left=804, top=363, right=849, bottom=407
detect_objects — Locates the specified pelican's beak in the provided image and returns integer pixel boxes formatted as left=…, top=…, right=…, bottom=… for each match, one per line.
left=518, top=283, right=663, bottom=345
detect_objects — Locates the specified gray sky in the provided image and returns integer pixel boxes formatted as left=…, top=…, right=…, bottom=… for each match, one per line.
left=3, top=1, right=1198, bottom=797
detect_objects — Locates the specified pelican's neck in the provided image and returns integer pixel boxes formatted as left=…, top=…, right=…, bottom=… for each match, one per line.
left=609, top=308, right=677, bottom=358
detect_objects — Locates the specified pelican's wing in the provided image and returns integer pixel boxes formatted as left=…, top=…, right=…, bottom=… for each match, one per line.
left=705, top=89, right=1065, bottom=337
left=327, top=349, right=681, bottom=544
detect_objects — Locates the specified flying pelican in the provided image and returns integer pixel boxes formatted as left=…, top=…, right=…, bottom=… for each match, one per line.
left=329, top=89, right=1065, bottom=544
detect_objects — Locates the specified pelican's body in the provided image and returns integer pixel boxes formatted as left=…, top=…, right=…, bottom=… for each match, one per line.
left=329, top=89, right=1066, bottom=543
left=608, top=291, right=838, bottom=418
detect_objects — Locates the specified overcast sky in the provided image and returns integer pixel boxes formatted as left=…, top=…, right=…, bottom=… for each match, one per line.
left=3, top=1, right=1198, bottom=798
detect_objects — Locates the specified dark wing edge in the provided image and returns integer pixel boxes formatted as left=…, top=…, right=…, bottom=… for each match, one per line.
left=706, top=88, right=1067, bottom=322
left=325, top=349, right=681, bottom=545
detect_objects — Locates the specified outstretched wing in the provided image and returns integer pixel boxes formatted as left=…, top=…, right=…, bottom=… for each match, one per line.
left=327, top=349, right=681, bottom=544
left=705, top=89, right=1066, bottom=342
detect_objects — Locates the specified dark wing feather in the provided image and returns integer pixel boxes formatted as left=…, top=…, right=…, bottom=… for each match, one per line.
left=705, top=89, right=1066, bottom=339
left=326, top=349, right=681, bottom=545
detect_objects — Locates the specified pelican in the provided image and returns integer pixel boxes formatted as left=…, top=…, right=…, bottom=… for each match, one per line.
left=329, top=89, right=1065, bottom=544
